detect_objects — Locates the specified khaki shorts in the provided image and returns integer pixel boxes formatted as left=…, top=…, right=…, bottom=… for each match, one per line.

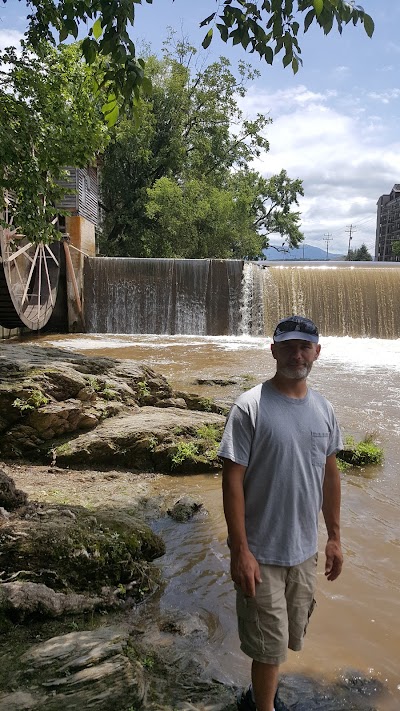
left=235, top=553, right=318, bottom=665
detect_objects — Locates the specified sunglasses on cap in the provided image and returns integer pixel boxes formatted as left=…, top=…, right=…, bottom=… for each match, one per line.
left=273, top=316, right=319, bottom=343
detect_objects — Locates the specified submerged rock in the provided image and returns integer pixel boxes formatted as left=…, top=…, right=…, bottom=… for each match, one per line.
left=167, top=496, right=206, bottom=522
left=277, top=672, right=381, bottom=710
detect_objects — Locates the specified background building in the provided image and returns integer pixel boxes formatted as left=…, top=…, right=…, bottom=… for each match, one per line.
left=375, top=185, right=400, bottom=261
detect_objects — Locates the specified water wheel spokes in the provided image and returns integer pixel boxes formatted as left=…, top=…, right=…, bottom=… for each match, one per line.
left=0, top=219, right=61, bottom=331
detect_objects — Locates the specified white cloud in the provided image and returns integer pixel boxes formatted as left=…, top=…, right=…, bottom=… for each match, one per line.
left=240, top=85, right=399, bottom=255
left=0, top=29, right=23, bottom=52
left=367, top=89, right=400, bottom=104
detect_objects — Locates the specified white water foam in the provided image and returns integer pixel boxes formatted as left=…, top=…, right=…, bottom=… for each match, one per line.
left=43, top=334, right=400, bottom=371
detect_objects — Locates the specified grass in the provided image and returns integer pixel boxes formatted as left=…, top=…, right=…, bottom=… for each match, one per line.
left=337, top=434, right=384, bottom=470
left=170, top=441, right=199, bottom=468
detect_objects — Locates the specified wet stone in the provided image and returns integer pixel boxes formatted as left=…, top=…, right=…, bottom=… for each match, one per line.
left=277, top=673, right=381, bottom=711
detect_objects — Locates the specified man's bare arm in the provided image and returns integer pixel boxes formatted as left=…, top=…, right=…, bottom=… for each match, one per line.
left=322, top=453, right=343, bottom=582
left=222, top=458, right=261, bottom=596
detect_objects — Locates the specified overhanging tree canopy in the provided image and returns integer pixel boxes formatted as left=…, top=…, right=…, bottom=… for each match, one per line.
left=1, top=1, right=374, bottom=119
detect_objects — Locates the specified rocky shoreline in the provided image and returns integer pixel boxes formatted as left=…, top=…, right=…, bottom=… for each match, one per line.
left=0, top=342, right=385, bottom=710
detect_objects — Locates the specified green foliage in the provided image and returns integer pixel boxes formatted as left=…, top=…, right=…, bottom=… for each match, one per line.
left=87, top=376, right=101, bottom=392
left=170, top=442, right=199, bottom=468
left=345, top=243, right=373, bottom=261
left=137, top=381, right=151, bottom=398
left=102, top=387, right=118, bottom=401
left=100, top=39, right=304, bottom=258
left=141, top=655, right=155, bottom=670
left=5, top=1, right=374, bottom=119
left=338, top=434, right=383, bottom=469
left=87, top=377, right=117, bottom=400
left=201, top=0, right=374, bottom=72
left=196, top=424, right=221, bottom=441
left=12, top=390, right=49, bottom=413
left=0, top=42, right=109, bottom=244
left=392, top=240, right=400, bottom=258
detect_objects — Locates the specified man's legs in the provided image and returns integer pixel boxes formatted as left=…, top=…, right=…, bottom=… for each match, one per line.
left=252, top=660, right=279, bottom=711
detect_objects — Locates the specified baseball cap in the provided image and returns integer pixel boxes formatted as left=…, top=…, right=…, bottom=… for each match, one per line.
left=273, top=315, right=319, bottom=343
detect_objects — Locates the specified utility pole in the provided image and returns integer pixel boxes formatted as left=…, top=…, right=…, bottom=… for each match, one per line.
left=345, top=224, right=357, bottom=258
left=323, top=233, right=333, bottom=260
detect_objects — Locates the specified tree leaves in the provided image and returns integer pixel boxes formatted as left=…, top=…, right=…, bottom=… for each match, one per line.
left=0, top=42, right=109, bottom=243
left=100, top=44, right=303, bottom=260
left=363, top=13, right=374, bottom=38
left=5, top=1, right=375, bottom=116
left=202, top=28, right=213, bottom=50
left=313, top=0, right=324, bottom=17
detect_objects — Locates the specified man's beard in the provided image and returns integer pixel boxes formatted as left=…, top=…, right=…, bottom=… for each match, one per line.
left=278, top=364, right=312, bottom=380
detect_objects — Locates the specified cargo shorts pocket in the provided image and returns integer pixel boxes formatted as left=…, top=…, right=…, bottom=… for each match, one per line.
left=236, top=590, right=259, bottom=622
left=235, top=588, right=262, bottom=656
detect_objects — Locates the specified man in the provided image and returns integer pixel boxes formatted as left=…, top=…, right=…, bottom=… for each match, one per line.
left=218, top=315, right=343, bottom=711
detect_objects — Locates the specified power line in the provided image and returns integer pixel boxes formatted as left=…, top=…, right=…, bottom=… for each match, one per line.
left=345, top=224, right=357, bottom=257
left=323, top=232, right=333, bottom=260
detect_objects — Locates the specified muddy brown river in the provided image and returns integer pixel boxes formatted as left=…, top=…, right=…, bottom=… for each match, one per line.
left=33, top=333, right=400, bottom=710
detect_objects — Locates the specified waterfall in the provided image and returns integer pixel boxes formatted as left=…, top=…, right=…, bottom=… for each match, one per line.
left=83, top=257, right=243, bottom=335
left=246, top=263, right=400, bottom=339
left=83, top=258, right=400, bottom=339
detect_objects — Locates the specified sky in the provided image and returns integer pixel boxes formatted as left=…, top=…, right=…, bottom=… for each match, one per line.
left=1, top=1, right=399, bottom=257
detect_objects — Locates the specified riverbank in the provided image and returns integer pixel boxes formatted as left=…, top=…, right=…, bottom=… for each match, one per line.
left=0, top=341, right=390, bottom=710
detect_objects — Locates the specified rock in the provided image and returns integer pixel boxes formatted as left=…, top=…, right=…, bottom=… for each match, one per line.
left=155, top=397, right=188, bottom=409
left=0, top=690, right=45, bottom=710
left=27, top=399, right=83, bottom=438
left=196, top=377, right=239, bottom=386
left=174, top=390, right=228, bottom=415
left=0, top=501, right=165, bottom=619
left=0, top=470, right=28, bottom=510
left=168, top=496, right=206, bottom=522
left=277, top=672, right=380, bottom=710
left=0, top=582, right=109, bottom=619
left=53, top=407, right=225, bottom=472
left=21, top=626, right=130, bottom=668
left=0, top=344, right=226, bottom=469
left=3, top=627, right=147, bottom=711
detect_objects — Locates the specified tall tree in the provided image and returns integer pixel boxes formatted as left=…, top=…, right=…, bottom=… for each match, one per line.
left=345, top=243, right=372, bottom=261
left=0, top=42, right=109, bottom=243
left=0, top=1, right=374, bottom=120
left=391, top=240, right=400, bottom=258
left=100, top=41, right=304, bottom=258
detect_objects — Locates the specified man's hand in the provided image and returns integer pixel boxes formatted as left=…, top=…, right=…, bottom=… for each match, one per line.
left=231, top=547, right=262, bottom=597
left=325, top=538, right=343, bottom=581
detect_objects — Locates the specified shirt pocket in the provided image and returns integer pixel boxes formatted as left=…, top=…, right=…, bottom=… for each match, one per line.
left=311, top=431, right=329, bottom=467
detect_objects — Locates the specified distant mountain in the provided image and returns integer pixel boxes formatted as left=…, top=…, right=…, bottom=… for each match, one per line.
left=262, top=243, right=344, bottom=261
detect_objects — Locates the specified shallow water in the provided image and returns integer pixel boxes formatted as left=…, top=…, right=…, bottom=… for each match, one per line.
left=32, top=333, right=400, bottom=709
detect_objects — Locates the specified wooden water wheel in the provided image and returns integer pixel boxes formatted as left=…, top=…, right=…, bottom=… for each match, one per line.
left=0, top=195, right=61, bottom=331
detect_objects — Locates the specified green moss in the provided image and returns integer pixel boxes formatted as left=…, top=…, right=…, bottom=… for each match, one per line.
left=137, top=380, right=151, bottom=398
left=54, top=442, right=73, bottom=456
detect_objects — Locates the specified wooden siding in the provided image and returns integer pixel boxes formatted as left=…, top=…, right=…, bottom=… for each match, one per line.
left=57, top=166, right=98, bottom=226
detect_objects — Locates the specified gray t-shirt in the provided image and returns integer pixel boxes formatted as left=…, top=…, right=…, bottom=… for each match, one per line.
left=218, top=381, right=343, bottom=566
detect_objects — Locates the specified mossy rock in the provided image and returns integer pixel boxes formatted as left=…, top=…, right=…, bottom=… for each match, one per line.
left=0, top=506, right=165, bottom=602
left=337, top=436, right=384, bottom=470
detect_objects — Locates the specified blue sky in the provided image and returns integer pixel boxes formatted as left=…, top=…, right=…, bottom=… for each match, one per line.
left=1, top=1, right=398, bottom=256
